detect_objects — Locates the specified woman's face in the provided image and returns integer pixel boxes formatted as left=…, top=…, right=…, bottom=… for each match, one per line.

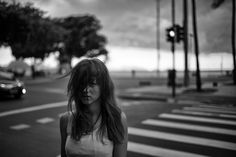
left=80, top=80, right=101, bottom=106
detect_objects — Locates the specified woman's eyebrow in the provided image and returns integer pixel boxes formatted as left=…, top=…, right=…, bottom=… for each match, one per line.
left=91, top=79, right=97, bottom=84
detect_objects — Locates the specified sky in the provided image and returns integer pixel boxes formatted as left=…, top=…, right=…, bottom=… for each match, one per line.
left=0, top=0, right=234, bottom=71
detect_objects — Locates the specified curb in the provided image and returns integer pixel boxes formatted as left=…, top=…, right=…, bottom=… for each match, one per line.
left=118, top=93, right=211, bottom=106
left=118, top=94, right=167, bottom=102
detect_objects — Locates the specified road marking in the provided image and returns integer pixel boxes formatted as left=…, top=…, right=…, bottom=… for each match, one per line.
left=172, top=109, right=236, bottom=119
left=159, top=113, right=236, bottom=126
left=220, top=114, right=236, bottom=119
left=44, top=88, right=66, bottom=94
left=0, top=101, right=67, bottom=118
left=128, top=142, right=208, bottom=157
left=172, top=109, right=216, bottom=116
left=10, top=124, right=30, bottom=130
left=36, top=117, right=54, bottom=124
left=121, top=101, right=142, bottom=107
left=128, top=127, right=236, bottom=151
left=198, top=104, right=236, bottom=111
left=183, top=107, right=236, bottom=114
left=142, top=119, right=236, bottom=136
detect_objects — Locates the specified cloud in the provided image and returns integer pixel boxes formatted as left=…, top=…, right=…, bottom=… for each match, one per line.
left=102, top=10, right=156, bottom=47
left=9, top=0, right=233, bottom=53
left=197, top=1, right=232, bottom=53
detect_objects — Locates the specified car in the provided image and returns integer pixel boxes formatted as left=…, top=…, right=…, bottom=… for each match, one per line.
left=0, top=71, right=26, bottom=99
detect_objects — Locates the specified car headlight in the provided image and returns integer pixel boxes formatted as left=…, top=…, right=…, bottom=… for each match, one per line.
left=22, top=88, right=26, bottom=94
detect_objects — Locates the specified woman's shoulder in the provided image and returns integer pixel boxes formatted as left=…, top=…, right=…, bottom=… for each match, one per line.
left=121, top=112, right=127, bottom=120
left=60, top=111, right=70, bottom=119
left=59, top=111, right=73, bottom=126
left=120, top=112, right=127, bottom=126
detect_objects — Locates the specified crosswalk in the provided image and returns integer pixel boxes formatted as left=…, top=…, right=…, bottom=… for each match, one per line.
left=4, top=101, right=236, bottom=157
left=127, top=103, right=236, bottom=157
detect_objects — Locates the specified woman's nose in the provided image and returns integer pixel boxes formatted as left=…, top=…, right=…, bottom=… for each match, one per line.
left=83, top=86, right=90, bottom=93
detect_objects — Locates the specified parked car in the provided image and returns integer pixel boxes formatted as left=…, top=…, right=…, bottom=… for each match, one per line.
left=0, top=71, right=26, bottom=99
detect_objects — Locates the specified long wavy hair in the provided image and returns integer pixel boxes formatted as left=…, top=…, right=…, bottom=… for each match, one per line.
left=67, top=58, right=124, bottom=144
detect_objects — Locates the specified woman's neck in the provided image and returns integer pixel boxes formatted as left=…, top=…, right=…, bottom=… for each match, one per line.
left=88, top=101, right=101, bottom=121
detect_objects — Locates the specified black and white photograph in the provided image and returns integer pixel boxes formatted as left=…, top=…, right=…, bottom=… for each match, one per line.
left=0, top=0, right=236, bottom=156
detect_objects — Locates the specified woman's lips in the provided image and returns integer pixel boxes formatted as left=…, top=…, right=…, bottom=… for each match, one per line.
left=82, top=95, right=90, bottom=99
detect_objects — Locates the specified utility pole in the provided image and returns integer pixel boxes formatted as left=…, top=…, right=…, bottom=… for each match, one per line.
left=232, top=0, right=236, bottom=84
left=171, top=0, right=176, bottom=97
left=156, top=0, right=160, bottom=76
left=183, top=0, right=189, bottom=86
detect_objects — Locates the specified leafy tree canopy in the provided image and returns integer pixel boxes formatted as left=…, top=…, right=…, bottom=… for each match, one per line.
left=0, top=1, right=44, bottom=45
left=56, top=15, right=108, bottom=60
left=0, top=1, right=108, bottom=62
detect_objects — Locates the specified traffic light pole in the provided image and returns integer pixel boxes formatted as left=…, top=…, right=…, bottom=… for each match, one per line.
left=171, top=0, right=176, bottom=98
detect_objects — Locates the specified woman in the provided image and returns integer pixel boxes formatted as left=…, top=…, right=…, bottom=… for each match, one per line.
left=60, top=58, right=128, bottom=157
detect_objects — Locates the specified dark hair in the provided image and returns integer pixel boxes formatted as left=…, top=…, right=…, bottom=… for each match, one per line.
left=67, top=58, right=124, bottom=144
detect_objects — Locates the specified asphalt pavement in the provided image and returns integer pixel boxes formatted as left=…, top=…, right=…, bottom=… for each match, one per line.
left=2, top=75, right=236, bottom=157
left=22, top=74, right=236, bottom=107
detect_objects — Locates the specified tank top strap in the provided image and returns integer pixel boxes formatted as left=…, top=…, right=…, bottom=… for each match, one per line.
left=67, top=112, right=73, bottom=134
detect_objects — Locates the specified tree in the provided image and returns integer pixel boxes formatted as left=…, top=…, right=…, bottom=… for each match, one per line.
left=0, top=2, right=66, bottom=60
left=1, top=1, right=108, bottom=69
left=56, top=15, right=108, bottom=65
left=0, top=2, right=43, bottom=46
left=12, top=18, right=65, bottom=60
left=191, top=0, right=202, bottom=91
left=212, top=0, right=236, bottom=85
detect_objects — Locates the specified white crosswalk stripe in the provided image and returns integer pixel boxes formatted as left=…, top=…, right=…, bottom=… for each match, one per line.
left=159, top=113, right=236, bottom=126
left=128, top=142, right=208, bottom=157
left=198, top=104, right=236, bottom=111
left=183, top=106, right=236, bottom=114
left=172, top=109, right=236, bottom=119
left=220, top=114, right=236, bottom=119
left=142, top=119, right=236, bottom=136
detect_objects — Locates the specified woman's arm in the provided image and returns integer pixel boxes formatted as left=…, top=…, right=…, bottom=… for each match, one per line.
left=113, top=112, right=128, bottom=157
left=60, top=112, right=68, bottom=157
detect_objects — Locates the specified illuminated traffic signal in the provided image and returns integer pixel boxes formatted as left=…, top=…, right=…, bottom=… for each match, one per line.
left=166, top=26, right=175, bottom=42
left=166, top=25, right=184, bottom=43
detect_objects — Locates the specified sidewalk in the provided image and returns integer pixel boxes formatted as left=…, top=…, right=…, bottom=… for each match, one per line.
left=21, top=75, right=236, bottom=105
left=20, top=74, right=65, bottom=85
left=118, top=82, right=236, bottom=105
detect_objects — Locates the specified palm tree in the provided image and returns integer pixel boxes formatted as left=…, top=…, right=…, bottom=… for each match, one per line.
left=191, top=0, right=202, bottom=91
left=212, top=0, right=236, bottom=85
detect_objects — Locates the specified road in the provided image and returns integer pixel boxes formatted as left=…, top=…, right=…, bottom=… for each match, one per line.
left=0, top=76, right=236, bottom=157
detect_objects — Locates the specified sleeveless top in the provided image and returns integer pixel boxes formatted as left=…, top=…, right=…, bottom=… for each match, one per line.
left=65, top=113, right=114, bottom=157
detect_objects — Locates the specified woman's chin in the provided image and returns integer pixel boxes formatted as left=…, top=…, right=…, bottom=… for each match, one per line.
left=82, top=100, right=91, bottom=105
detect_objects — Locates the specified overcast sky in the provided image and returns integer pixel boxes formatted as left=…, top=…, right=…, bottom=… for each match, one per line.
left=10, top=0, right=233, bottom=54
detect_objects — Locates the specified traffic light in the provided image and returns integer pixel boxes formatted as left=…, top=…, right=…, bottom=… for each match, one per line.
left=175, top=25, right=184, bottom=42
left=166, top=26, right=175, bottom=42
left=166, top=25, right=184, bottom=43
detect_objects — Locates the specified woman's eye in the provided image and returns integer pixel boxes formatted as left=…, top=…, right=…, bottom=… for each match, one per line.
left=89, top=83, right=96, bottom=87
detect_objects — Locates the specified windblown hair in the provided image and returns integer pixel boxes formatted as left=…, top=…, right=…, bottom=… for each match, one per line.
left=67, top=58, right=124, bottom=144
